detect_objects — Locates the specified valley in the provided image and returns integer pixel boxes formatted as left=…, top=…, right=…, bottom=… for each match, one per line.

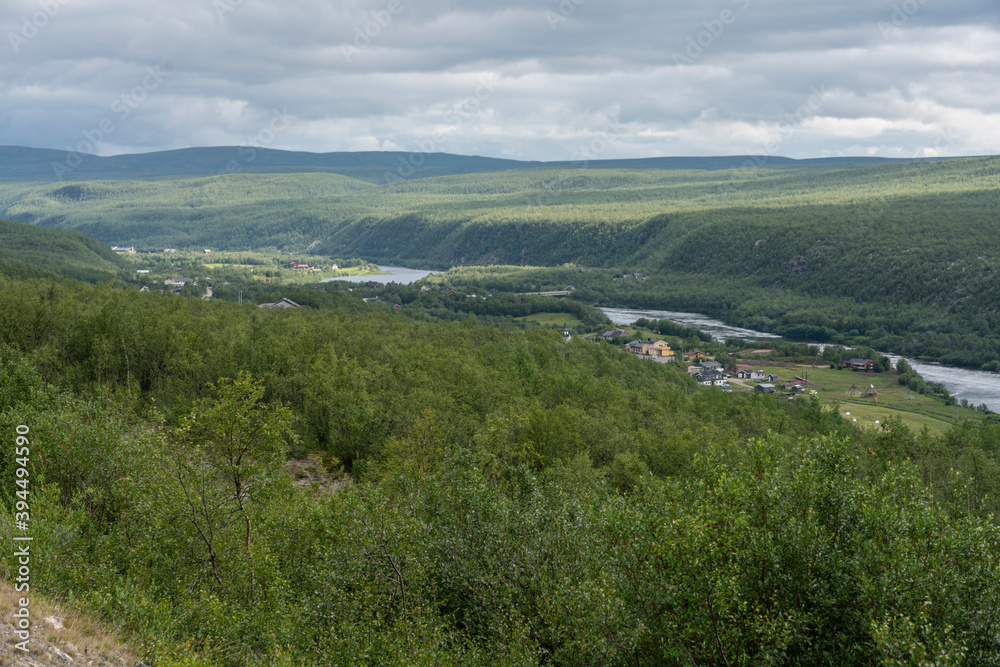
left=2, top=148, right=1000, bottom=665
left=3, top=148, right=998, bottom=370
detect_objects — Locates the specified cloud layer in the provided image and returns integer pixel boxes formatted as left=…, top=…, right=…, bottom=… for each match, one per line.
left=3, top=0, right=999, bottom=160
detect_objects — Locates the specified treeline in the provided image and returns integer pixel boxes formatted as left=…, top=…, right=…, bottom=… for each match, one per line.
left=633, top=317, right=714, bottom=343
left=213, top=279, right=614, bottom=334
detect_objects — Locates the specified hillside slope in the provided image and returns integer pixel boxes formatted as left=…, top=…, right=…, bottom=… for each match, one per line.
left=2, top=155, right=999, bottom=366
left=0, top=219, right=124, bottom=282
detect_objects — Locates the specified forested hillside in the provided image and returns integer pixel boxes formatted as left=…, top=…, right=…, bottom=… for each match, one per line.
left=4, top=156, right=996, bottom=367
left=4, top=266, right=1000, bottom=664
left=0, top=219, right=124, bottom=282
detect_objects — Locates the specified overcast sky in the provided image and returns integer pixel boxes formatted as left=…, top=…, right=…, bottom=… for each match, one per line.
left=3, top=0, right=999, bottom=161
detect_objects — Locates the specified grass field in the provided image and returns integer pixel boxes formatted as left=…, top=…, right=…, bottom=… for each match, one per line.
left=516, top=312, right=585, bottom=328
left=734, top=361, right=982, bottom=435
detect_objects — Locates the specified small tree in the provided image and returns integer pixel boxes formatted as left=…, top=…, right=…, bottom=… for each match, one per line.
left=173, top=372, right=298, bottom=597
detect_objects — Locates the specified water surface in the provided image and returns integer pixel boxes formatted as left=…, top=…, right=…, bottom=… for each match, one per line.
left=322, top=265, right=439, bottom=285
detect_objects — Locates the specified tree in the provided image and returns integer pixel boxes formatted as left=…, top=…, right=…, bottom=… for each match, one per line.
left=173, top=372, right=298, bottom=597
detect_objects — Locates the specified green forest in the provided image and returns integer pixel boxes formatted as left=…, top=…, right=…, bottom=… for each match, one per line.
left=4, top=218, right=1000, bottom=664
left=2, top=156, right=999, bottom=369
left=426, top=264, right=1000, bottom=371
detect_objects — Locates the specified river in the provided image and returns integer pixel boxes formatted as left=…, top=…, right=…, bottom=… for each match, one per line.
left=321, top=265, right=440, bottom=285
left=601, top=307, right=1000, bottom=413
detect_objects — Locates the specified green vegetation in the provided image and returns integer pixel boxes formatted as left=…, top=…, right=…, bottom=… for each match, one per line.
left=3, top=250, right=1000, bottom=663
left=433, top=260, right=1000, bottom=370
left=740, top=362, right=982, bottom=435
left=516, top=312, right=583, bottom=328
left=4, top=156, right=997, bottom=368
left=0, top=218, right=124, bottom=282
left=0, top=145, right=935, bottom=183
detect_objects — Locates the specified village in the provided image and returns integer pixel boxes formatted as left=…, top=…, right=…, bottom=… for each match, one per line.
left=595, top=327, right=897, bottom=397
left=588, top=325, right=992, bottom=434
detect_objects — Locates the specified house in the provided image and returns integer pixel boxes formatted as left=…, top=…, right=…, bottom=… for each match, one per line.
left=290, top=262, right=310, bottom=269
left=111, top=246, right=135, bottom=253
left=164, top=277, right=189, bottom=287
left=633, top=272, right=650, bottom=279
left=844, top=358, right=874, bottom=370
left=767, top=374, right=779, bottom=383
left=203, top=249, right=212, bottom=254
left=750, top=370, right=766, bottom=381
left=695, top=360, right=723, bottom=371
left=694, top=370, right=729, bottom=387
left=686, top=350, right=709, bottom=361
left=755, top=384, right=776, bottom=394
left=139, top=286, right=149, bottom=292
left=736, top=369, right=753, bottom=379
left=136, top=270, right=150, bottom=274
left=627, top=338, right=674, bottom=360
left=258, top=298, right=301, bottom=309
left=599, top=329, right=628, bottom=340
left=163, top=248, right=177, bottom=253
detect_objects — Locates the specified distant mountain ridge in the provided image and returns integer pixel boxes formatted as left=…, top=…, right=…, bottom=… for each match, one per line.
left=0, top=145, right=962, bottom=183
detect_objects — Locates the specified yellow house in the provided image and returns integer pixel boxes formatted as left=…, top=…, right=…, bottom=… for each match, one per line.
left=627, top=338, right=674, bottom=360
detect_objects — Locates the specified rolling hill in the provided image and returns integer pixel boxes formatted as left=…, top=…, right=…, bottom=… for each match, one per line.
left=0, top=218, right=125, bottom=282
left=2, top=146, right=998, bottom=367
left=0, top=144, right=952, bottom=184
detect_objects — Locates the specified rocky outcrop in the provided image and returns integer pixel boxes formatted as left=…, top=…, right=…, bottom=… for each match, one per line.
left=1, top=582, right=142, bottom=666
left=786, top=256, right=809, bottom=277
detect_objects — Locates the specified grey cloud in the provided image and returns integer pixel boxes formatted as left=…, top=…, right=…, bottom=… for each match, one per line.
left=2, top=0, right=998, bottom=160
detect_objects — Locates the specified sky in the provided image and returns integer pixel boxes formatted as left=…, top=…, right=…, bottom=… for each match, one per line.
left=2, top=0, right=1000, bottom=162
